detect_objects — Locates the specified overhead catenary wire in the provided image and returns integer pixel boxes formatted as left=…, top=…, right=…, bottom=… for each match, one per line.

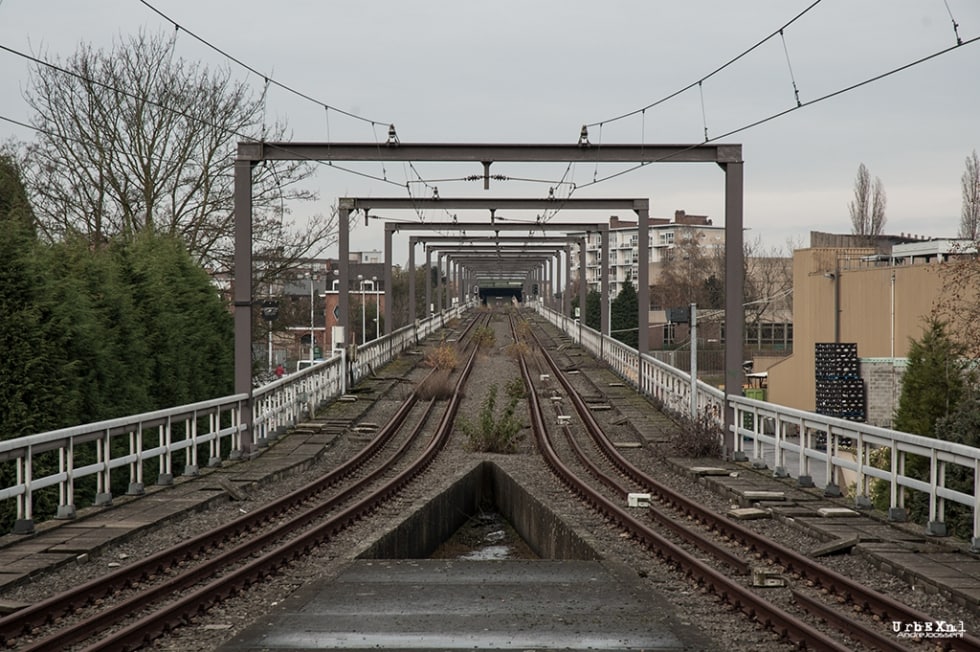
left=5, top=4, right=974, bottom=215
left=584, top=0, right=824, bottom=128
left=574, top=34, right=980, bottom=192
left=0, top=42, right=406, bottom=189
left=138, top=0, right=391, bottom=129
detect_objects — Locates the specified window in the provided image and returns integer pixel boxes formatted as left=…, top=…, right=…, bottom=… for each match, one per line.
left=744, top=322, right=794, bottom=350
left=661, top=232, right=674, bottom=245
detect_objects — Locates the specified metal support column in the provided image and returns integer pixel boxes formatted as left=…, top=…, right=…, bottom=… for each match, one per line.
left=458, top=262, right=465, bottom=306
left=425, top=248, right=432, bottom=318
left=601, top=231, right=610, bottom=337
left=408, top=239, right=417, bottom=326
left=233, top=159, right=254, bottom=457
left=338, top=201, right=352, bottom=346
left=637, top=200, right=650, bottom=356
left=436, top=253, right=444, bottom=313
left=384, top=224, right=393, bottom=336
left=579, top=243, right=587, bottom=324
left=724, top=161, right=745, bottom=457
left=564, top=245, right=571, bottom=316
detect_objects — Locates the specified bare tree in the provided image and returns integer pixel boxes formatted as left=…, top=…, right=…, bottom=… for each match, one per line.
left=961, top=150, right=980, bottom=242
left=849, top=163, right=887, bottom=244
left=935, top=256, right=980, bottom=358
left=701, top=236, right=793, bottom=333
left=654, top=228, right=714, bottom=309
left=741, top=237, right=794, bottom=349
left=18, top=30, right=332, bottom=276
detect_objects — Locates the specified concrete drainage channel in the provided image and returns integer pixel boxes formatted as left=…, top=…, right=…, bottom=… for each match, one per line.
left=221, top=462, right=710, bottom=651
left=360, top=462, right=599, bottom=561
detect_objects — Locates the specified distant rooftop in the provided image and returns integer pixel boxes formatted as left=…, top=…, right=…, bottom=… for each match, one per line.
left=892, top=238, right=977, bottom=257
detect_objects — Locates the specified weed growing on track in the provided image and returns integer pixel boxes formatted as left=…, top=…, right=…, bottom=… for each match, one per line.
left=458, top=384, right=524, bottom=453
left=472, top=326, right=496, bottom=350
left=672, top=411, right=724, bottom=458
left=504, top=376, right=526, bottom=400
left=416, top=368, right=454, bottom=400
left=424, top=342, right=458, bottom=370
left=505, top=341, right=530, bottom=359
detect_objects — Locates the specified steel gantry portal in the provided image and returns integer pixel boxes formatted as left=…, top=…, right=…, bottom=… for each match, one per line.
left=403, top=234, right=584, bottom=315
left=234, top=142, right=743, bottom=455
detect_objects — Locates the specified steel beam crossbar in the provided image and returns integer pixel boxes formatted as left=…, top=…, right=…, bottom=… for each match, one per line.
left=240, top=142, right=741, bottom=165
left=345, top=197, right=646, bottom=211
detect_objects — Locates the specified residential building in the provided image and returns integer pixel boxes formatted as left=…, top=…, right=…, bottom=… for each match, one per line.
left=571, top=210, right=724, bottom=297
left=265, top=254, right=388, bottom=369
left=572, top=211, right=791, bottom=365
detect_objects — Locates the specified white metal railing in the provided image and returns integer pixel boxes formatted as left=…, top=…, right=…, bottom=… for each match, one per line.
left=251, top=304, right=467, bottom=444
left=533, top=302, right=980, bottom=547
left=0, top=304, right=469, bottom=535
left=0, top=395, right=247, bottom=533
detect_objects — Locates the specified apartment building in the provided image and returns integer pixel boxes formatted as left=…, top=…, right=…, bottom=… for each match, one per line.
left=571, top=210, right=725, bottom=297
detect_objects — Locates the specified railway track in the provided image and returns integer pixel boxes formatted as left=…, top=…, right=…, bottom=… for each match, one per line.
left=513, top=310, right=980, bottom=652
left=2, top=307, right=975, bottom=650
left=0, top=312, right=491, bottom=651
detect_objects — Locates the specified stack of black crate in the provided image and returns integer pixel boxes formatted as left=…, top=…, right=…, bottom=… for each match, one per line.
left=814, top=342, right=865, bottom=421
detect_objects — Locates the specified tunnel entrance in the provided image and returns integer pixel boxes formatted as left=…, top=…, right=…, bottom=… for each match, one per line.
left=477, top=287, right=523, bottom=305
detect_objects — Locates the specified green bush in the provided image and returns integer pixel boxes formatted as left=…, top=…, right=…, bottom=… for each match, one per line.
left=472, top=325, right=496, bottom=350
left=458, top=384, right=524, bottom=453
left=504, top=376, right=526, bottom=400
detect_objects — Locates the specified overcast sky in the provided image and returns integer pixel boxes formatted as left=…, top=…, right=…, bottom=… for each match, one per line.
left=1, top=1, right=978, bottom=261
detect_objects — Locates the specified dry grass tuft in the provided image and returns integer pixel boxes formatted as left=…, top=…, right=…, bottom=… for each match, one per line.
left=424, top=342, right=458, bottom=371
left=416, top=369, right=455, bottom=400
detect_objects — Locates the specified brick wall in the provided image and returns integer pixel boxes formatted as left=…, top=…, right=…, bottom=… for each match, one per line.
left=859, top=358, right=907, bottom=428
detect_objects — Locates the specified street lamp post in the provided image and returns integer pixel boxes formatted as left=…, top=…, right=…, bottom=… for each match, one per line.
left=309, top=270, right=316, bottom=362
left=358, top=274, right=365, bottom=345
left=373, top=276, right=379, bottom=341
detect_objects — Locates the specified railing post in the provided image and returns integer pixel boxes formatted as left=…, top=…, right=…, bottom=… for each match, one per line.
left=128, top=425, right=145, bottom=495
left=13, top=454, right=34, bottom=534
left=824, top=434, right=842, bottom=498
left=56, top=444, right=77, bottom=519
left=184, top=414, right=199, bottom=477
left=926, top=452, right=947, bottom=537
left=158, top=421, right=173, bottom=486
left=209, top=410, right=222, bottom=467
left=95, top=431, right=112, bottom=506
left=853, top=436, right=872, bottom=508
left=797, top=418, right=813, bottom=487
left=973, top=460, right=980, bottom=551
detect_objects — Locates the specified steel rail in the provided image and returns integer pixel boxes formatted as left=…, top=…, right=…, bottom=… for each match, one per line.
left=74, top=312, right=487, bottom=652
left=6, top=312, right=489, bottom=651
left=551, top=392, right=751, bottom=574
left=525, top=311, right=980, bottom=652
left=535, top=324, right=980, bottom=651
left=0, top=390, right=414, bottom=645
left=514, top=313, right=855, bottom=652
left=791, top=589, right=911, bottom=652
left=20, top=397, right=440, bottom=652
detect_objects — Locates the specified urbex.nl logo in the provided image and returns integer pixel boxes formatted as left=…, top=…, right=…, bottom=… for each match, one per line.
left=892, top=620, right=965, bottom=639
